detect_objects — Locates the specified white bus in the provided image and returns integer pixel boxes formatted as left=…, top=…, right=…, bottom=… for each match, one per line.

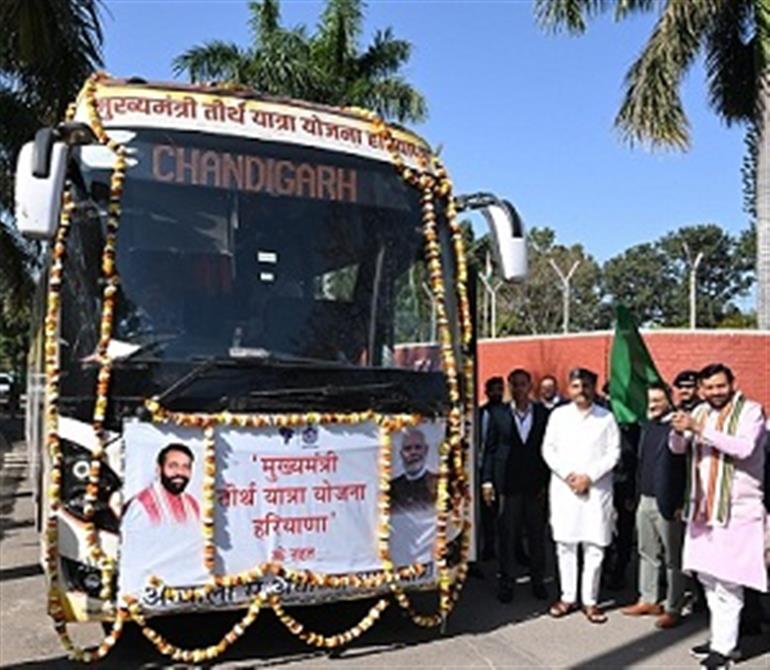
left=15, top=75, right=526, bottom=663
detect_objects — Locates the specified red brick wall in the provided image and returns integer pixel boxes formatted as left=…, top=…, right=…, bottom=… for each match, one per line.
left=477, top=330, right=770, bottom=411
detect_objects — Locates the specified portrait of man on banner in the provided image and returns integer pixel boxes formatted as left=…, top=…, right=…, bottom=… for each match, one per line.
left=128, top=443, right=201, bottom=526
left=119, top=430, right=208, bottom=600
left=388, top=425, right=441, bottom=568
left=390, top=428, right=438, bottom=513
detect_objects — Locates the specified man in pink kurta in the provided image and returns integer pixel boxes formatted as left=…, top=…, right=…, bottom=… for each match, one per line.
left=670, top=364, right=767, bottom=670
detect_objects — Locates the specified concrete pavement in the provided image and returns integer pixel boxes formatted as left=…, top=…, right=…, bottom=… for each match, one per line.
left=1, top=418, right=768, bottom=669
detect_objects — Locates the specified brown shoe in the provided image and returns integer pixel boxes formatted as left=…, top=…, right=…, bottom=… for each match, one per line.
left=655, top=612, right=681, bottom=629
left=549, top=600, right=578, bottom=618
left=582, top=605, right=608, bottom=624
left=621, top=601, right=664, bottom=616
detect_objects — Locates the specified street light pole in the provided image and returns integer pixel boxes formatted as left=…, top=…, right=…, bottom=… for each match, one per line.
left=682, top=241, right=705, bottom=330
left=421, top=282, right=437, bottom=341
left=549, top=258, right=580, bottom=333
left=689, top=251, right=704, bottom=330
left=479, top=251, right=503, bottom=338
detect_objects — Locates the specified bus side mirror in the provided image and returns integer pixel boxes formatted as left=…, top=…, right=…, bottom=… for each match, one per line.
left=14, top=129, right=69, bottom=239
left=481, top=199, right=527, bottom=282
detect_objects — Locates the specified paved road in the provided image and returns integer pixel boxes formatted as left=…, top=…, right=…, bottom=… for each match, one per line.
left=1, top=418, right=768, bottom=669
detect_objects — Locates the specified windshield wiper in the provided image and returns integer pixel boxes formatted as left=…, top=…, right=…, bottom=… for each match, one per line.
left=142, top=351, right=355, bottom=412
left=229, top=348, right=355, bottom=370
left=121, top=333, right=182, bottom=362
left=147, top=356, right=221, bottom=409
left=249, top=382, right=398, bottom=398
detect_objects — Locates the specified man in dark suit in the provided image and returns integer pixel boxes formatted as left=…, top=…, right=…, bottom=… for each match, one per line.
left=478, top=376, right=505, bottom=560
left=482, top=368, right=550, bottom=602
left=622, top=383, right=686, bottom=629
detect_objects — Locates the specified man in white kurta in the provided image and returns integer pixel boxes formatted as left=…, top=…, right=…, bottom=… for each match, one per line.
left=543, top=368, right=620, bottom=623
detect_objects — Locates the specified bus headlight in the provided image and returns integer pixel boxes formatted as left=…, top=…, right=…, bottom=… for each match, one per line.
left=60, top=556, right=114, bottom=598
left=60, top=439, right=121, bottom=533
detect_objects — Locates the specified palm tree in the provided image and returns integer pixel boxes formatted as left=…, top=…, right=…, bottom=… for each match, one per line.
left=0, top=0, right=104, bottom=370
left=535, top=0, right=769, bottom=328
left=173, top=0, right=427, bottom=124
left=173, top=1, right=319, bottom=102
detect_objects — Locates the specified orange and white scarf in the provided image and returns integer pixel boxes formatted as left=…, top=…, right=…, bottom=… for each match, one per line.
left=683, top=393, right=746, bottom=528
left=135, top=481, right=200, bottom=526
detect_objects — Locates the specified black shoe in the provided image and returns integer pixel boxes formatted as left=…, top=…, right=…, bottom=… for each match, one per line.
left=690, top=642, right=710, bottom=660
left=691, top=644, right=740, bottom=663
left=531, top=582, right=548, bottom=600
left=497, top=580, right=514, bottom=603
left=700, top=651, right=732, bottom=669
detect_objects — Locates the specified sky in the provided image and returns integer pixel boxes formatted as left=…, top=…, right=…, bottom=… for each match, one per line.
left=101, top=0, right=749, bottom=263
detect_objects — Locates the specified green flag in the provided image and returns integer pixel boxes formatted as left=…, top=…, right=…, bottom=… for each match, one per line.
left=608, top=305, right=664, bottom=424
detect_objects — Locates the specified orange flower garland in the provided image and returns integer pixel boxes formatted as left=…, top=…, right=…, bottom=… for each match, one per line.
left=201, top=423, right=217, bottom=572
left=41, top=185, right=128, bottom=662
left=271, top=595, right=389, bottom=648
left=359, top=111, right=473, bottom=628
left=124, top=593, right=267, bottom=663
left=77, top=73, right=129, bottom=602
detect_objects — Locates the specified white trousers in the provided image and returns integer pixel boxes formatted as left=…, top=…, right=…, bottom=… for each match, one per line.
left=556, top=541, right=604, bottom=606
left=699, top=573, right=744, bottom=656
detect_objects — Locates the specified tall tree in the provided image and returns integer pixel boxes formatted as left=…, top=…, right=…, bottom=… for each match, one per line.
left=0, top=0, right=104, bottom=372
left=0, top=0, right=104, bottom=208
left=659, top=224, right=754, bottom=326
left=535, top=0, right=770, bottom=328
left=602, top=242, right=674, bottom=326
left=174, top=0, right=426, bottom=123
left=603, top=224, right=755, bottom=327
left=173, top=1, right=318, bottom=101
left=496, top=226, right=607, bottom=335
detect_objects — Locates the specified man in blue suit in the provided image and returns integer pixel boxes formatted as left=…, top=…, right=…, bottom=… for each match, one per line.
left=622, top=382, right=687, bottom=629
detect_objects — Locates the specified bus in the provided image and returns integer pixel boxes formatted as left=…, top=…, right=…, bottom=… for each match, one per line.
left=15, top=74, right=526, bottom=663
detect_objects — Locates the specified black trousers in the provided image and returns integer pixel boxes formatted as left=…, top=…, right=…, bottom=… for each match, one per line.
left=608, top=483, right=636, bottom=576
left=497, top=492, right=546, bottom=584
left=480, top=487, right=497, bottom=559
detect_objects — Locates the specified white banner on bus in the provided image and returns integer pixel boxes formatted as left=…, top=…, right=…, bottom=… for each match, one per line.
left=118, top=418, right=444, bottom=610
left=75, top=85, right=434, bottom=171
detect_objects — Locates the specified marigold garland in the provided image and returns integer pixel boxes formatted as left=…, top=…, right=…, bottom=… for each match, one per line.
left=377, top=427, right=395, bottom=575
left=201, top=423, right=217, bottom=572
left=271, top=595, right=389, bottom=648
left=42, top=181, right=128, bottom=663
left=125, top=593, right=267, bottom=663
left=41, top=76, right=474, bottom=662
left=144, top=561, right=426, bottom=605
left=362, top=113, right=473, bottom=627
left=77, top=73, right=129, bottom=602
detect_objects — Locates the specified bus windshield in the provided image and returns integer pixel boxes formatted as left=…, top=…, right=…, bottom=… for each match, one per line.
left=75, top=129, right=447, bottom=370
